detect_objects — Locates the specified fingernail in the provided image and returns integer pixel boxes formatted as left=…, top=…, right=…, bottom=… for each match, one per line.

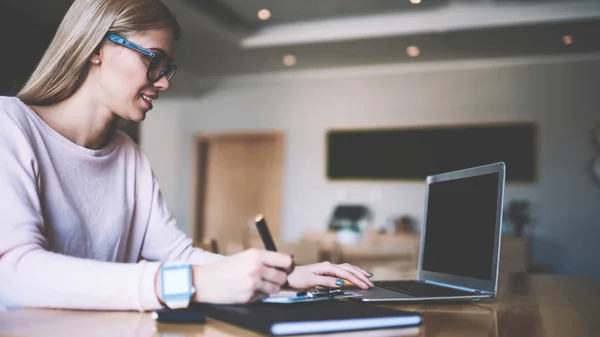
left=368, top=272, right=373, bottom=278
left=336, top=279, right=344, bottom=287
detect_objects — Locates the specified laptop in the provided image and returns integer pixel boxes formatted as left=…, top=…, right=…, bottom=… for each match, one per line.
left=353, top=162, right=506, bottom=302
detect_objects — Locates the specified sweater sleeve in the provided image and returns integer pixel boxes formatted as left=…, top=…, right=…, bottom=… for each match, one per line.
left=0, top=109, right=162, bottom=312
left=138, top=165, right=226, bottom=265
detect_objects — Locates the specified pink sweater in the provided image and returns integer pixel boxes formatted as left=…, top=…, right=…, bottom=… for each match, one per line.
left=0, top=96, right=224, bottom=311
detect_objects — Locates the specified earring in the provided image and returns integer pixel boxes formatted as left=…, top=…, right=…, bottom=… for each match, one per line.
left=94, top=59, right=100, bottom=64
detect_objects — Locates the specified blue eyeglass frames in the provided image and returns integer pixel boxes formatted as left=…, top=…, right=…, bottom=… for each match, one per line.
left=106, top=34, right=177, bottom=82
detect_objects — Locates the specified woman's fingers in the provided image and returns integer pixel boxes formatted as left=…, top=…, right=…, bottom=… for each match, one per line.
left=248, top=290, right=270, bottom=303
left=257, top=278, right=281, bottom=295
left=341, top=263, right=372, bottom=278
left=260, top=266, right=288, bottom=286
left=314, top=262, right=372, bottom=289
left=258, top=250, right=295, bottom=273
left=337, top=264, right=374, bottom=287
left=309, top=274, right=348, bottom=289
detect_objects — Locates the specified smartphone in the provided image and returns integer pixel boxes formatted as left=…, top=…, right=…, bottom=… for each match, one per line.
left=151, top=309, right=206, bottom=324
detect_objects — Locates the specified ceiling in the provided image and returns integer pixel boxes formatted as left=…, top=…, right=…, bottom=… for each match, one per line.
left=2, top=0, right=600, bottom=89
left=205, top=0, right=450, bottom=27
left=169, top=0, right=600, bottom=78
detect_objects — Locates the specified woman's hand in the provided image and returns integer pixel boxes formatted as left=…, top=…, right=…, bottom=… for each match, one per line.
left=190, top=249, right=294, bottom=304
left=286, top=262, right=374, bottom=290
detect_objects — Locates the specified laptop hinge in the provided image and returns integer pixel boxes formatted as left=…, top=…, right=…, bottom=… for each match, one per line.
left=423, top=280, right=492, bottom=295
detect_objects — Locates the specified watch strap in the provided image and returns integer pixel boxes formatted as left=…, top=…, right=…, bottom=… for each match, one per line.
left=164, top=298, right=191, bottom=309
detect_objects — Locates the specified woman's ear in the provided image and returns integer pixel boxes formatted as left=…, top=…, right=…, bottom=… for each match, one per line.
left=90, top=44, right=103, bottom=65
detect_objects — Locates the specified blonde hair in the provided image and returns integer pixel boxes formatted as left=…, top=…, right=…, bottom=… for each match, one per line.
left=17, top=0, right=180, bottom=106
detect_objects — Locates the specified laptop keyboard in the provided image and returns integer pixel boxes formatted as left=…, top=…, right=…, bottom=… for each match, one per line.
left=374, top=280, right=475, bottom=298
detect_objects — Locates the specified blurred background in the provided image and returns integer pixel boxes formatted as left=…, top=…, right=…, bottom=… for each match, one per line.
left=2, top=0, right=599, bottom=280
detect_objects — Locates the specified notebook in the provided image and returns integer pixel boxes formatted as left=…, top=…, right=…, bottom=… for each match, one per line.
left=189, top=299, right=421, bottom=336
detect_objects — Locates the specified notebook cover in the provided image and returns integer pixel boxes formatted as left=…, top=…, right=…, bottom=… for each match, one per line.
left=189, top=299, right=421, bottom=336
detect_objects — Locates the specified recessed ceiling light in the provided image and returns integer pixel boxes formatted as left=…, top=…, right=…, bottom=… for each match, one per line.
left=410, top=0, right=422, bottom=4
left=282, top=54, right=297, bottom=67
left=258, top=9, right=271, bottom=20
left=563, top=35, right=573, bottom=45
left=406, top=46, right=420, bottom=57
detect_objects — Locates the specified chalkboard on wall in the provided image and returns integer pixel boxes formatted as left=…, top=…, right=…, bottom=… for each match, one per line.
left=326, top=123, right=536, bottom=182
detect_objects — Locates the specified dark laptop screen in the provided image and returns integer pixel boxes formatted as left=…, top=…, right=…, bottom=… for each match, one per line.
left=421, top=172, right=500, bottom=280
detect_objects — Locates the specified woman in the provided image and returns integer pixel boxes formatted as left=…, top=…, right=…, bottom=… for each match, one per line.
left=0, top=0, right=373, bottom=312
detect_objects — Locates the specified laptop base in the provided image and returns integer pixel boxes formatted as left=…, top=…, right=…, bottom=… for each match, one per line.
left=348, top=280, right=493, bottom=302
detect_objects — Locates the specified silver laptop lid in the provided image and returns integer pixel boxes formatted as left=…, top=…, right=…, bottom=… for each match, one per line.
left=417, top=162, right=505, bottom=294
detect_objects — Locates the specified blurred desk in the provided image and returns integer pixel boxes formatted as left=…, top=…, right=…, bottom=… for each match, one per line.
left=499, top=235, right=531, bottom=274
left=300, top=231, right=533, bottom=279
left=300, top=230, right=420, bottom=260
left=1, top=274, right=598, bottom=337
left=330, top=233, right=421, bottom=280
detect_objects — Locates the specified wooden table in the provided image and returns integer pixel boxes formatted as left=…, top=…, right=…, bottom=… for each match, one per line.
left=1, top=274, right=598, bottom=337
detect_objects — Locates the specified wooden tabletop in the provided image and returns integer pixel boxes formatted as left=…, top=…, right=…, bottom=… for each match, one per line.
left=1, top=274, right=598, bottom=337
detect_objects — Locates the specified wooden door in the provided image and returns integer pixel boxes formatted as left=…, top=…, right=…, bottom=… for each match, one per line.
left=193, top=132, right=284, bottom=254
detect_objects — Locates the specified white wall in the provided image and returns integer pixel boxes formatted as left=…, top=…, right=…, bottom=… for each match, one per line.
left=142, top=55, right=600, bottom=279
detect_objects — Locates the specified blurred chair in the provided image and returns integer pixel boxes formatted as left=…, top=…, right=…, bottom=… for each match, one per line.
left=198, top=238, right=219, bottom=254
left=224, top=241, right=245, bottom=256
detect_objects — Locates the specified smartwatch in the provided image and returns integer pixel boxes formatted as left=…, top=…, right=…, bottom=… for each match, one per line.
left=160, top=261, right=195, bottom=309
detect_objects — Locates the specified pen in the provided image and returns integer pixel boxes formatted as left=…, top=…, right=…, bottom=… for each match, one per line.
left=254, top=214, right=295, bottom=274
left=254, top=214, right=278, bottom=251
left=255, top=214, right=361, bottom=299
left=254, top=214, right=352, bottom=288
left=254, top=215, right=358, bottom=299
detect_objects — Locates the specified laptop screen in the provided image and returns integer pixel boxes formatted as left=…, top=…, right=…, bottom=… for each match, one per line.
left=421, top=172, right=500, bottom=281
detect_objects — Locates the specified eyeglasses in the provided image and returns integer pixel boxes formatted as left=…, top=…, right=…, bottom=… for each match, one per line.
left=106, top=34, right=177, bottom=82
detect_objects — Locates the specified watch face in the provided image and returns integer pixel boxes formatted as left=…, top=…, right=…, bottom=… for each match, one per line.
left=162, top=265, right=192, bottom=298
